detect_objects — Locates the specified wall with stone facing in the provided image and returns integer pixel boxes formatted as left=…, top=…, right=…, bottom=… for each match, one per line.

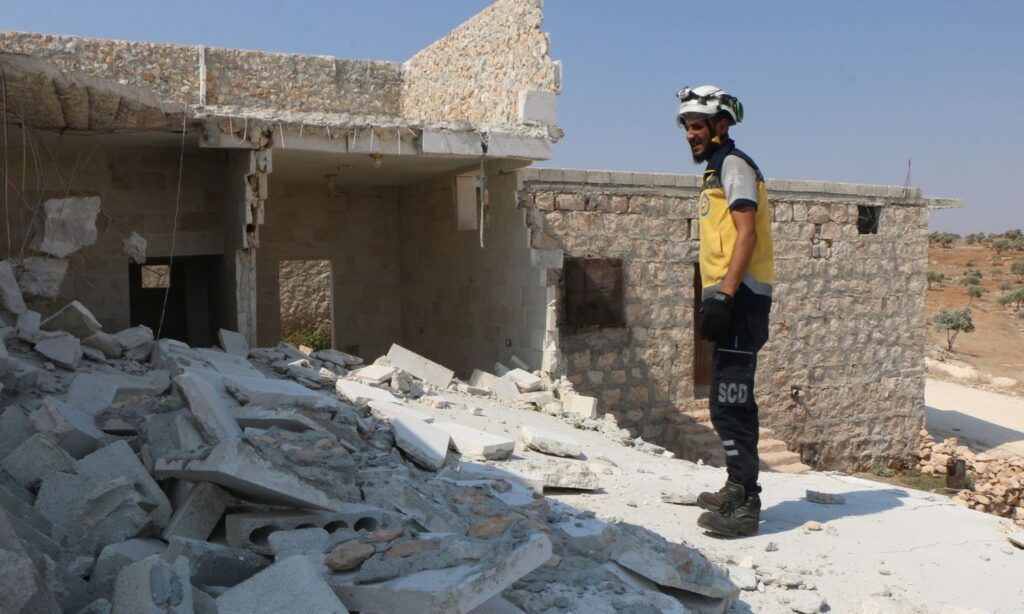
left=0, top=32, right=402, bottom=116
left=256, top=184, right=402, bottom=359
left=401, top=0, right=560, bottom=125
left=278, top=259, right=333, bottom=337
left=0, top=128, right=231, bottom=332
left=519, top=168, right=936, bottom=471
left=0, top=32, right=200, bottom=103
left=398, top=164, right=552, bottom=377
left=204, top=49, right=402, bottom=115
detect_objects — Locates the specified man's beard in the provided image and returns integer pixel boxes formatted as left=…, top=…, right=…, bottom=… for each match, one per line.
left=691, top=137, right=719, bottom=164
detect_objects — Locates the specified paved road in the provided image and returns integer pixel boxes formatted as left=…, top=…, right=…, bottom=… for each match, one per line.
left=926, top=378, right=1024, bottom=456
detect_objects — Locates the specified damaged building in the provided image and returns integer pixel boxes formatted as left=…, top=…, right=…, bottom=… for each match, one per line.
left=0, top=0, right=958, bottom=481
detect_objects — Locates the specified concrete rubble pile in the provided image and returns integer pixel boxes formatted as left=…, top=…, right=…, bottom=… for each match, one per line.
left=0, top=291, right=740, bottom=613
left=918, top=430, right=1024, bottom=528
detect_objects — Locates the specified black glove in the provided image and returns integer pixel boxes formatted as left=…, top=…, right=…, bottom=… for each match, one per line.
left=699, top=291, right=734, bottom=342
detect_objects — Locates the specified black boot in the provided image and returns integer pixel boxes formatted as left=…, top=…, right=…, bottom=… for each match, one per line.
left=697, top=482, right=761, bottom=537
left=696, top=480, right=736, bottom=512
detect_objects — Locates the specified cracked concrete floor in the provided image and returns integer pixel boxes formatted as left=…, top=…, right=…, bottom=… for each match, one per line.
left=428, top=389, right=1024, bottom=613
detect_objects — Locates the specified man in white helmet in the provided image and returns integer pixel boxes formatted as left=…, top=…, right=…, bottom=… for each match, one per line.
left=677, top=85, right=774, bottom=537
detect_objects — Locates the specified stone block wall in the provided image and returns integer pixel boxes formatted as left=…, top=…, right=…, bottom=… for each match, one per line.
left=519, top=168, right=936, bottom=471
left=401, top=0, right=560, bottom=125
left=398, top=165, right=552, bottom=376
left=0, top=128, right=230, bottom=331
left=256, top=184, right=402, bottom=359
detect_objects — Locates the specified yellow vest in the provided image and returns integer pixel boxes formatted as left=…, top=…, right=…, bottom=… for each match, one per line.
left=698, top=139, right=774, bottom=308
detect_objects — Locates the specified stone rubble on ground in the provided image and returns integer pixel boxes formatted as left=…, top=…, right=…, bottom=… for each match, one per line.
left=0, top=290, right=753, bottom=613
left=918, top=430, right=1024, bottom=528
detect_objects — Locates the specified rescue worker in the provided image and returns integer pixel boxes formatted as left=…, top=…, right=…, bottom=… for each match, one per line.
left=676, top=85, right=774, bottom=536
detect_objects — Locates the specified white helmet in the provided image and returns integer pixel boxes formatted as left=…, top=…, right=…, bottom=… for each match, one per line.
left=676, top=85, right=743, bottom=127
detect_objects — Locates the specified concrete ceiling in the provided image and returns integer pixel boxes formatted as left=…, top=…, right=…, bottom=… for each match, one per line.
left=270, top=148, right=487, bottom=187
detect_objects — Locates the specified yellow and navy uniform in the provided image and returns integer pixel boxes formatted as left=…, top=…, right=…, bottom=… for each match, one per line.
left=698, top=137, right=774, bottom=310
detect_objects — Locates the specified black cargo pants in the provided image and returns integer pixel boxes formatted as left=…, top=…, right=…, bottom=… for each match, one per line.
left=708, top=307, right=770, bottom=495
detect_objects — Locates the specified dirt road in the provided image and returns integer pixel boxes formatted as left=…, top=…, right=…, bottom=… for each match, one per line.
left=926, top=378, right=1024, bottom=456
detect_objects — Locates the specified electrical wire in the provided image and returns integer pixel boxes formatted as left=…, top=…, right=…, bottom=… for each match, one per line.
left=156, top=110, right=188, bottom=340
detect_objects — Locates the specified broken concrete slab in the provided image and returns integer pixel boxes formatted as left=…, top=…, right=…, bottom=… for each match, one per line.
left=218, top=555, right=348, bottom=614
left=30, top=196, right=101, bottom=258
left=331, top=534, right=552, bottom=614
left=83, top=331, right=123, bottom=358
left=806, top=490, right=846, bottom=505
left=114, top=325, right=154, bottom=351
left=432, top=421, right=515, bottom=460
left=0, top=357, right=41, bottom=392
left=445, top=460, right=544, bottom=493
left=155, top=440, right=344, bottom=511
left=506, top=368, right=543, bottom=392
left=562, top=392, right=598, bottom=419
left=269, top=527, right=332, bottom=559
left=34, top=333, right=83, bottom=370
left=0, top=405, right=35, bottom=459
left=600, top=562, right=692, bottom=613
left=41, top=300, right=102, bottom=339
left=603, top=523, right=739, bottom=601
left=520, top=425, right=581, bottom=458
left=162, top=481, right=233, bottom=541
left=367, top=399, right=435, bottom=423
left=75, top=440, right=173, bottom=527
left=508, top=458, right=599, bottom=491
left=90, top=539, right=168, bottom=597
left=82, top=345, right=106, bottom=362
left=174, top=372, right=242, bottom=443
left=64, top=370, right=172, bottom=416
left=234, top=405, right=319, bottom=432
left=313, top=348, right=363, bottom=368
left=123, top=231, right=147, bottom=264
left=2, top=432, right=75, bottom=490
left=218, top=329, right=249, bottom=357
left=0, top=337, right=8, bottom=371
left=392, top=416, right=450, bottom=471
left=165, top=536, right=269, bottom=588
left=12, top=256, right=68, bottom=301
left=660, top=488, right=700, bottom=506
left=335, top=379, right=399, bottom=405
left=386, top=343, right=454, bottom=388
left=16, top=309, right=48, bottom=343
left=29, top=396, right=105, bottom=458
left=0, top=507, right=62, bottom=613
left=0, top=260, right=27, bottom=314
left=111, top=554, right=193, bottom=614
left=223, top=374, right=341, bottom=410
left=518, top=390, right=555, bottom=406
left=195, top=348, right=265, bottom=378
left=351, top=364, right=397, bottom=384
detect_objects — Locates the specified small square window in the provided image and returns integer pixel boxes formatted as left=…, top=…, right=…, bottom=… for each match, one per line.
left=857, top=205, right=880, bottom=234
left=140, top=265, right=170, bottom=288
left=562, top=258, right=625, bottom=331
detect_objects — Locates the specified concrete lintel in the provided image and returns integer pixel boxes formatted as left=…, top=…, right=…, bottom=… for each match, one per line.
left=485, top=133, right=552, bottom=160
left=925, top=198, right=963, bottom=210
left=199, top=119, right=259, bottom=150
left=421, top=130, right=484, bottom=157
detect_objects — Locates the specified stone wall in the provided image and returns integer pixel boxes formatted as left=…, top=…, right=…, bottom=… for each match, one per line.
left=204, top=49, right=402, bottom=115
left=401, top=0, right=560, bottom=125
left=0, top=128, right=230, bottom=331
left=0, top=32, right=402, bottom=116
left=519, top=168, right=937, bottom=471
left=398, top=164, right=552, bottom=377
left=256, top=184, right=402, bottom=359
left=278, top=259, right=333, bottom=337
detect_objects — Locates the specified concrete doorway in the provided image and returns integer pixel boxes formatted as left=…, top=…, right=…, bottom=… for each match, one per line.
left=128, top=255, right=222, bottom=347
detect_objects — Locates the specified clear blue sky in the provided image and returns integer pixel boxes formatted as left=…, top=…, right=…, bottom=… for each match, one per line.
left=3, top=0, right=1022, bottom=233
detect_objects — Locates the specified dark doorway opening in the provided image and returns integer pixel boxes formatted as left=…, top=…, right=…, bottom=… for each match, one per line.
left=693, top=263, right=714, bottom=398
left=129, top=255, right=223, bottom=347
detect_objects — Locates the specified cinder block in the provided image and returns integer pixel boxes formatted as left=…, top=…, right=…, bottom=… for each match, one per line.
left=0, top=405, right=35, bottom=459
left=335, top=380, right=399, bottom=405
left=367, top=399, right=435, bottom=423
left=91, top=539, right=168, bottom=597
left=34, top=334, right=83, bottom=370
left=225, top=505, right=391, bottom=555
left=174, top=372, right=242, bottom=444
left=562, top=392, right=598, bottom=419
left=75, top=440, right=172, bottom=527
left=162, top=481, right=233, bottom=541
left=505, top=368, right=542, bottom=392
left=29, top=397, right=104, bottom=459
